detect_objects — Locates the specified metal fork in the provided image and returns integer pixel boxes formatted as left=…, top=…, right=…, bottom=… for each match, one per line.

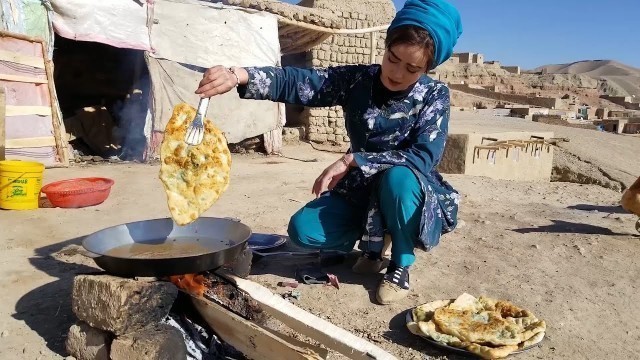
left=184, top=97, right=210, bottom=146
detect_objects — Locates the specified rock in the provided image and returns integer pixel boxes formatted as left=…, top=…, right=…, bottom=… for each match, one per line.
left=1, top=330, right=8, bottom=337
left=532, top=244, right=540, bottom=249
left=110, top=323, right=187, bottom=360
left=72, top=275, right=178, bottom=335
left=81, top=156, right=93, bottom=162
left=482, top=220, right=492, bottom=225
left=65, top=322, right=110, bottom=360
left=574, top=244, right=586, bottom=256
left=457, top=220, right=466, bottom=229
left=92, top=156, right=104, bottom=162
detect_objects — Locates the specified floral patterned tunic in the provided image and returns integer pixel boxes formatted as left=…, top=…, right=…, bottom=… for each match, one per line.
left=237, top=64, right=459, bottom=252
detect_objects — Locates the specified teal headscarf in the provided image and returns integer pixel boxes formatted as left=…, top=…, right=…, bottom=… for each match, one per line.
left=388, top=0, right=463, bottom=69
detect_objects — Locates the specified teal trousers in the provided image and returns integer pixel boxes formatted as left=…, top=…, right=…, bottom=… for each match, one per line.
left=287, top=166, right=423, bottom=267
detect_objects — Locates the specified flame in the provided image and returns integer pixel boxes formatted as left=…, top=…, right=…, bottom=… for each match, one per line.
left=169, top=274, right=207, bottom=297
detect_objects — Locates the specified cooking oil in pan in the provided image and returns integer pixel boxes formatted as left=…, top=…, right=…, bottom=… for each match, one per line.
left=106, top=237, right=233, bottom=259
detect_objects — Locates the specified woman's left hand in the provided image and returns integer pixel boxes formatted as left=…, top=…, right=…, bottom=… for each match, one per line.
left=312, top=154, right=354, bottom=198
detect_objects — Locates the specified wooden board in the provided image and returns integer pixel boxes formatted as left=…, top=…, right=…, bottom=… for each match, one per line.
left=5, top=136, right=57, bottom=149
left=0, top=49, right=45, bottom=68
left=192, top=296, right=325, bottom=360
left=219, top=273, right=398, bottom=360
left=0, top=88, right=5, bottom=160
left=0, top=74, right=48, bottom=84
left=5, top=105, right=51, bottom=116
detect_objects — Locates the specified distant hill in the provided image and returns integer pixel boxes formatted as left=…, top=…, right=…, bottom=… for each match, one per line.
left=534, top=60, right=640, bottom=97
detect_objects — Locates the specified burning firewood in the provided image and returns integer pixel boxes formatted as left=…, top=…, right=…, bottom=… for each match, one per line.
left=169, top=274, right=207, bottom=297
left=168, top=272, right=266, bottom=324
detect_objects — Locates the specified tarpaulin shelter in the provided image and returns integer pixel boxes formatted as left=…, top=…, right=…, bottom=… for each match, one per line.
left=1, top=0, right=349, bottom=166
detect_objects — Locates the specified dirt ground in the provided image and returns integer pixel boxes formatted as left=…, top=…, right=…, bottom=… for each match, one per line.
left=0, top=142, right=639, bottom=360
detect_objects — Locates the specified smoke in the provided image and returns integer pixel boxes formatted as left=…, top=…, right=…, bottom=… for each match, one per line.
left=111, top=52, right=151, bottom=162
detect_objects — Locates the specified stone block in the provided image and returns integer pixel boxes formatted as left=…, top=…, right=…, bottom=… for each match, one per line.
left=334, top=128, right=345, bottom=135
left=309, top=133, right=328, bottom=143
left=110, top=324, right=187, bottom=360
left=283, top=127, right=305, bottom=142
left=330, top=53, right=337, bottom=62
left=72, top=275, right=178, bottom=336
left=358, top=13, right=366, bottom=20
left=66, top=322, right=111, bottom=360
left=326, top=134, right=336, bottom=142
left=343, top=135, right=351, bottom=142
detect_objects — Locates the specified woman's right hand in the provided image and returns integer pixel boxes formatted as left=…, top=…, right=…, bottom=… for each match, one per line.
left=195, top=66, right=245, bottom=98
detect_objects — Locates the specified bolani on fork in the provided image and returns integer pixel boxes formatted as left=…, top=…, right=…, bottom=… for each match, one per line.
left=184, top=97, right=210, bottom=146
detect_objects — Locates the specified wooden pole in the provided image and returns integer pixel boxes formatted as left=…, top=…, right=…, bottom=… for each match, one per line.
left=0, top=30, right=44, bottom=44
left=40, top=40, right=70, bottom=166
left=370, top=31, right=378, bottom=64
left=0, top=88, right=5, bottom=160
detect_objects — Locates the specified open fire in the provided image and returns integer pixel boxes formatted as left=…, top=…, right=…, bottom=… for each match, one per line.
left=67, top=271, right=395, bottom=360
left=169, top=274, right=207, bottom=297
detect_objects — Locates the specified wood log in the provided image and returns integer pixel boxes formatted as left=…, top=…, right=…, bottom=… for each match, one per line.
left=219, top=272, right=398, bottom=360
left=192, top=296, right=325, bottom=360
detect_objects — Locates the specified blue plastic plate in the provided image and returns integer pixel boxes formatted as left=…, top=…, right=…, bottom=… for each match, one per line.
left=247, top=233, right=287, bottom=251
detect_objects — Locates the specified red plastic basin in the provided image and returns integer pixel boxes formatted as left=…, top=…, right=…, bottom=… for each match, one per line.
left=41, top=177, right=114, bottom=208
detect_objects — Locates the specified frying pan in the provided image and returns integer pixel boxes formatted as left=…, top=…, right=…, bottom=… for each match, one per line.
left=82, top=217, right=251, bottom=277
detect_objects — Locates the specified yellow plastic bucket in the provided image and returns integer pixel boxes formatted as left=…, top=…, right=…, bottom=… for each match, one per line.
left=0, top=160, right=45, bottom=210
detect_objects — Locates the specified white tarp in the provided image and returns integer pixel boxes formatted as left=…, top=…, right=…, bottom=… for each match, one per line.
left=48, top=0, right=281, bottom=147
left=50, top=0, right=151, bottom=50
left=147, top=1, right=280, bottom=143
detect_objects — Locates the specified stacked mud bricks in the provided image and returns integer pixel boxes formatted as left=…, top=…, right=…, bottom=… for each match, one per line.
left=299, top=0, right=395, bottom=145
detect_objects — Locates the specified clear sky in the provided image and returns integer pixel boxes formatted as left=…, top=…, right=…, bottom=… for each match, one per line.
left=282, top=0, right=639, bottom=70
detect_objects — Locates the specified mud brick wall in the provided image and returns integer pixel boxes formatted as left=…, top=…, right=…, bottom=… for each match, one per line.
left=295, top=0, right=395, bottom=145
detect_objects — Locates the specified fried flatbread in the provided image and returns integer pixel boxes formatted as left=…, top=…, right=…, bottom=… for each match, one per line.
left=412, top=299, right=453, bottom=323
left=433, top=308, right=524, bottom=346
left=408, top=294, right=546, bottom=358
left=465, top=343, right=519, bottom=360
left=159, top=103, right=231, bottom=225
left=433, top=307, right=546, bottom=347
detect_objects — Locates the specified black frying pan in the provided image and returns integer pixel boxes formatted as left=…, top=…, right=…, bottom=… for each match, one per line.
left=82, top=217, right=251, bottom=277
